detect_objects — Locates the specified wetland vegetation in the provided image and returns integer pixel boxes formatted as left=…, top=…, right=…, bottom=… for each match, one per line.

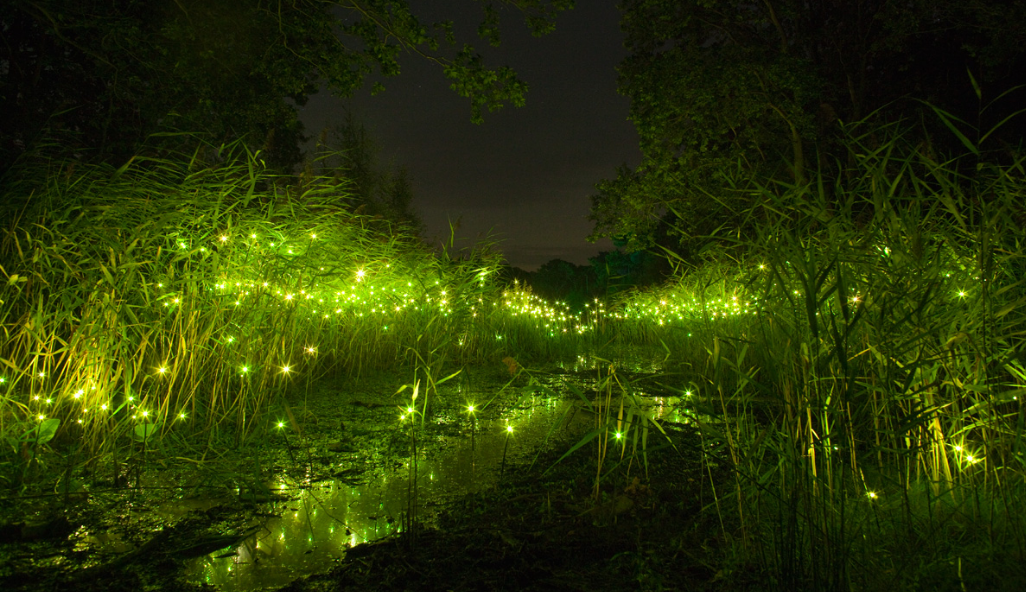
left=2, top=115, right=1025, bottom=592
left=4, top=0, right=1026, bottom=589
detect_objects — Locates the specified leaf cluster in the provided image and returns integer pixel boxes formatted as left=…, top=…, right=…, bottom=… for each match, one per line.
left=0, top=0, right=574, bottom=172
left=591, top=0, right=1026, bottom=258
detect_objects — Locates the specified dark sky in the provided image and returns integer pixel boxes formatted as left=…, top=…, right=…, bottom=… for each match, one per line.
left=298, top=1, right=641, bottom=271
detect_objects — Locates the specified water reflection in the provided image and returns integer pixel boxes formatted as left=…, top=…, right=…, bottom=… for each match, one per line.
left=184, top=391, right=688, bottom=590
left=175, top=350, right=697, bottom=590
left=184, top=395, right=555, bottom=589
left=553, top=347, right=670, bottom=374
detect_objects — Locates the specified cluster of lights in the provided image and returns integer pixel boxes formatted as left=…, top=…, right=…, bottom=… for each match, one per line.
left=6, top=372, right=156, bottom=428
left=160, top=229, right=479, bottom=330
left=0, top=235, right=997, bottom=443
left=607, top=256, right=982, bottom=329
left=614, top=293, right=757, bottom=325
left=499, top=290, right=599, bottom=336
left=952, top=445, right=983, bottom=466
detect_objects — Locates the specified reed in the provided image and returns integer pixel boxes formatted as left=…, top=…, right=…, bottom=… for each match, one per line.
left=3, top=105, right=1022, bottom=590
left=0, top=145, right=506, bottom=485
left=601, top=111, right=1026, bottom=589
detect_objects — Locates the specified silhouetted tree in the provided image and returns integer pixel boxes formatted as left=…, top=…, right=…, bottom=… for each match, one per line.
left=1, top=0, right=574, bottom=174
left=528, top=259, right=598, bottom=311
left=305, top=116, right=424, bottom=234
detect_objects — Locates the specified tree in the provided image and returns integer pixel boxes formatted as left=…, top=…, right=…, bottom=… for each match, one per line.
left=382, top=166, right=420, bottom=232
left=306, top=116, right=423, bottom=233
left=528, top=258, right=597, bottom=311
left=589, top=244, right=669, bottom=295
left=0, top=0, right=574, bottom=174
left=590, top=0, right=1026, bottom=255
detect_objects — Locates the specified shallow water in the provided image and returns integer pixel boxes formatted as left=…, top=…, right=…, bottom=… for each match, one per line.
left=74, top=350, right=690, bottom=591
left=185, top=392, right=689, bottom=590
left=185, top=401, right=567, bottom=589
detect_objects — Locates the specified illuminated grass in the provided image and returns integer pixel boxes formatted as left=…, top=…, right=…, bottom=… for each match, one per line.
left=1, top=119, right=1024, bottom=590
left=0, top=147, right=507, bottom=457
left=616, top=120, right=1026, bottom=588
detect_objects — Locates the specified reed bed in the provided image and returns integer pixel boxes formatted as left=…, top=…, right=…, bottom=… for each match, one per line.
left=0, top=148, right=514, bottom=465
left=2, top=115, right=1023, bottom=589
left=605, top=119, right=1026, bottom=589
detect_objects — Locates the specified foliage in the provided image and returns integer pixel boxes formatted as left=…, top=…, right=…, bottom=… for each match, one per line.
left=591, top=0, right=1026, bottom=254
left=588, top=247, right=668, bottom=296
left=0, top=144, right=508, bottom=462
left=523, top=258, right=596, bottom=311
left=304, top=116, right=424, bottom=234
left=0, top=124, right=1021, bottom=592
left=0, top=0, right=575, bottom=173
left=522, top=249, right=670, bottom=313
left=602, top=121, right=1026, bottom=589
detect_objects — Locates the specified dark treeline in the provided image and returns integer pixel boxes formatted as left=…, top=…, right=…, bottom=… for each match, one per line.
left=506, top=247, right=671, bottom=311
left=0, top=0, right=574, bottom=238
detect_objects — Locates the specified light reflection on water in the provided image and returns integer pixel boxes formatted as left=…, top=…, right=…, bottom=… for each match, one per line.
left=183, top=390, right=688, bottom=591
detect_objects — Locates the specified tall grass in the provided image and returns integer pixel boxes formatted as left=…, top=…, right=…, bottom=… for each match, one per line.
left=608, top=116, right=1026, bottom=589
left=4, top=113, right=1022, bottom=590
left=0, top=147, right=509, bottom=479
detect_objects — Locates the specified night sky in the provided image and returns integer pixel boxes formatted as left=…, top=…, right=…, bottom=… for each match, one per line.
left=298, top=1, right=640, bottom=271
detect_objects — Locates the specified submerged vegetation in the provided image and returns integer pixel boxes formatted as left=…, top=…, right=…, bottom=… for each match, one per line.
left=3, top=116, right=1026, bottom=591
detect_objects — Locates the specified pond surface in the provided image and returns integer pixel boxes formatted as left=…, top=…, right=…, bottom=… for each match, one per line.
left=76, top=350, right=693, bottom=591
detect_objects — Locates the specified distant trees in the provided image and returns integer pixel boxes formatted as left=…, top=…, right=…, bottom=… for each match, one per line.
left=519, top=247, right=670, bottom=310
left=589, top=248, right=668, bottom=296
left=529, top=259, right=594, bottom=309
left=304, top=117, right=423, bottom=234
